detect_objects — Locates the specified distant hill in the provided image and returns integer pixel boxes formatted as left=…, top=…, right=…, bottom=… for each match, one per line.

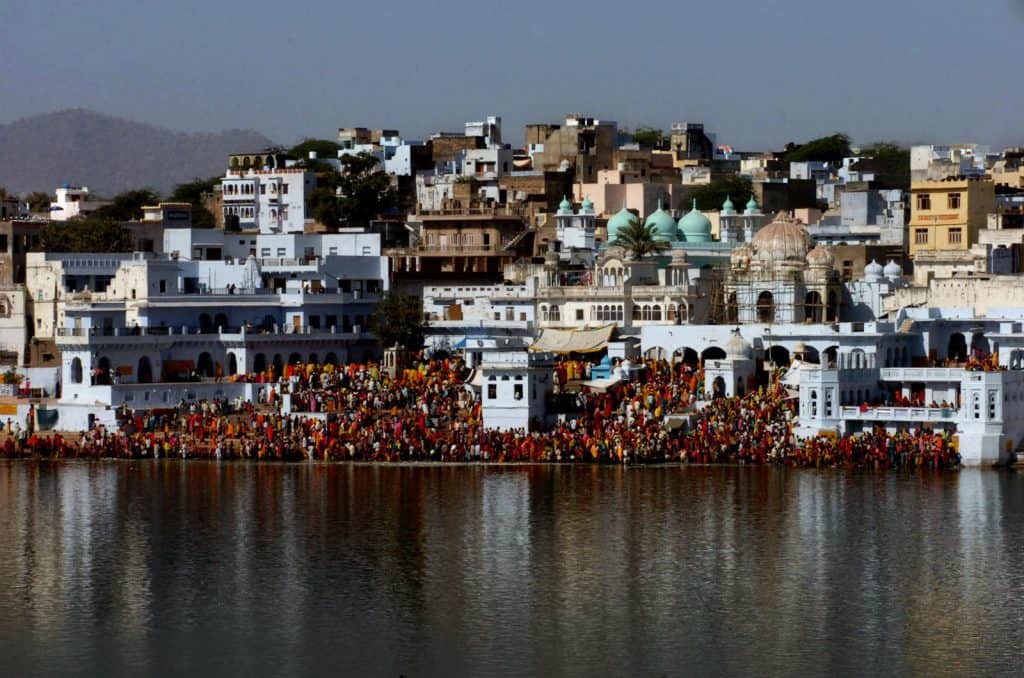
left=0, top=109, right=276, bottom=197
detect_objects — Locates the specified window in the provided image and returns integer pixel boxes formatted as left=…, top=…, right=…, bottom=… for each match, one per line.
left=914, top=229, right=929, bottom=245
left=576, top=309, right=585, bottom=321
left=494, top=312, right=501, bottom=321
left=948, top=228, right=962, bottom=245
left=261, top=248, right=271, bottom=257
left=159, top=280, right=167, bottom=293
left=947, top=193, right=961, bottom=209
left=514, top=384, right=523, bottom=400
left=328, top=247, right=338, bottom=255
left=362, top=246, right=372, bottom=256
left=916, top=194, right=931, bottom=210
left=487, top=384, right=497, bottom=400
left=276, top=248, right=286, bottom=256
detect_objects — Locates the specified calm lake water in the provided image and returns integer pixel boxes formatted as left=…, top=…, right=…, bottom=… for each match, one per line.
left=0, top=462, right=1022, bottom=677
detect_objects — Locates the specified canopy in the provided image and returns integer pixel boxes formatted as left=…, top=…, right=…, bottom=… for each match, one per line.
left=529, top=324, right=614, bottom=354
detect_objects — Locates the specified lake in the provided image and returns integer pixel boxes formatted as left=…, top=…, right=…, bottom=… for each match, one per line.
left=0, top=462, right=1022, bottom=677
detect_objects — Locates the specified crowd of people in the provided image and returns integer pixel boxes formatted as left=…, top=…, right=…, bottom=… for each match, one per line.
left=0, top=354, right=962, bottom=469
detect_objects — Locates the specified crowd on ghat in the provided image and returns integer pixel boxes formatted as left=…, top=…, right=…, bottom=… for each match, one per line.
left=0, top=353, right=960, bottom=469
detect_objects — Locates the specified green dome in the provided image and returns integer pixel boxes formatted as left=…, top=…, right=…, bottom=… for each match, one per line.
left=644, top=200, right=677, bottom=241
left=679, top=199, right=712, bottom=243
left=580, top=195, right=594, bottom=212
left=722, top=195, right=735, bottom=212
left=745, top=195, right=759, bottom=213
left=557, top=195, right=573, bottom=215
left=606, top=206, right=638, bottom=240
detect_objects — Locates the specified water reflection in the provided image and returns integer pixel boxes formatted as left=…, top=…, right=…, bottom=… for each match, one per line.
left=0, top=462, right=1021, bottom=677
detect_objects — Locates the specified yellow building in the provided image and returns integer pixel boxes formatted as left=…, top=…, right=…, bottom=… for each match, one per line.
left=908, top=177, right=995, bottom=257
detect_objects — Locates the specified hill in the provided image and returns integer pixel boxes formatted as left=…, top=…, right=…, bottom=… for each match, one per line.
left=0, top=109, right=275, bottom=197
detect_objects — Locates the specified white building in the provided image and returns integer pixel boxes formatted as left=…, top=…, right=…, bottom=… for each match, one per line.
left=221, top=168, right=314, bottom=234
left=49, top=185, right=110, bottom=221
left=480, top=340, right=553, bottom=432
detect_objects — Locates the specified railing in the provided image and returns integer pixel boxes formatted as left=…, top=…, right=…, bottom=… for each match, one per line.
left=838, top=406, right=959, bottom=422
left=878, top=367, right=965, bottom=382
left=57, top=325, right=370, bottom=339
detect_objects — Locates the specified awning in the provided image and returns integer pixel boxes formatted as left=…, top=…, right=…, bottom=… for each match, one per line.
left=529, top=324, right=615, bottom=354
left=580, top=374, right=623, bottom=392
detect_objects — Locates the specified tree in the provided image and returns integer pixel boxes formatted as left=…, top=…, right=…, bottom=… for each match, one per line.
left=690, top=175, right=754, bottom=211
left=370, top=290, right=425, bottom=350
left=36, top=217, right=134, bottom=253
left=170, top=177, right=220, bottom=228
left=336, top=152, right=396, bottom=228
left=25, top=192, right=52, bottom=213
left=611, top=217, right=669, bottom=260
left=92, top=188, right=160, bottom=221
left=630, top=126, right=669, bottom=149
left=783, top=133, right=852, bottom=164
left=858, top=142, right=911, bottom=179
left=289, top=138, right=341, bottom=160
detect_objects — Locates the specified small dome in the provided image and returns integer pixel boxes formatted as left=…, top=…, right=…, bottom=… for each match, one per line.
left=606, top=206, right=638, bottom=240
left=730, top=243, right=754, bottom=267
left=883, top=260, right=903, bottom=279
left=750, top=213, right=812, bottom=264
left=644, top=200, right=677, bottom=241
left=864, top=259, right=884, bottom=282
left=580, top=196, right=594, bottom=213
left=806, top=244, right=834, bottom=266
left=722, top=195, right=736, bottom=213
left=679, top=199, right=712, bottom=243
left=557, top=196, right=572, bottom=215
left=745, top=196, right=760, bottom=214
left=726, top=330, right=752, bottom=359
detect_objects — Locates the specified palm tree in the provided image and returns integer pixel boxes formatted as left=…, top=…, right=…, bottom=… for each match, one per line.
left=611, top=217, right=669, bottom=260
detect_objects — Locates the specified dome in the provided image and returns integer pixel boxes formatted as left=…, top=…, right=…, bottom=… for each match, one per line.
left=606, top=206, right=638, bottom=241
left=679, top=199, right=712, bottom=243
left=722, top=195, right=736, bottom=213
left=726, top=330, right=752, bottom=359
left=745, top=196, right=760, bottom=214
left=750, top=213, right=812, bottom=264
left=864, top=259, right=884, bottom=282
left=580, top=196, right=595, bottom=213
left=557, top=196, right=572, bottom=215
left=806, top=243, right=834, bottom=266
left=883, top=259, right=903, bottom=279
left=644, top=200, right=677, bottom=241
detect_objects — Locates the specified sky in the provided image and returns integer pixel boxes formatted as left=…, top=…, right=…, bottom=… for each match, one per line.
left=2, top=0, right=1023, bottom=151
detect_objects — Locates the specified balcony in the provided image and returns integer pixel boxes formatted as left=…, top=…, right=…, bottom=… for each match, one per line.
left=878, top=367, right=965, bottom=382
left=838, top=406, right=959, bottom=423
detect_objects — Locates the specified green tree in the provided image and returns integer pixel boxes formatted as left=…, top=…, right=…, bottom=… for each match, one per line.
left=36, top=217, right=134, bottom=253
left=783, top=133, right=852, bottom=164
left=690, top=175, right=754, bottom=211
left=289, top=138, right=341, bottom=160
left=630, top=126, right=669, bottom=149
left=369, top=290, right=425, bottom=350
left=93, top=188, right=160, bottom=221
left=25, top=192, right=53, bottom=213
left=858, top=142, right=911, bottom=178
left=170, top=177, right=220, bottom=228
left=336, top=152, right=396, bottom=228
left=611, top=217, right=669, bottom=260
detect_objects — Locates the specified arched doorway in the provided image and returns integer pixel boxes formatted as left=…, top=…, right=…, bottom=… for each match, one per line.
left=702, top=346, right=727, bottom=361
left=757, top=291, right=775, bottom=323
left=137, top=356, right=153, bottom=384
left=308, top=353, right=319, bottom=365
left=971, top=332, right=990, bottom=358
left=823, top=346, right=838, bottom=368
left=288, top=352, right=302, bottom=365
left=672, top=347, right=700, bottom=368
left=324, top=352, right=338, bottom=366
left=768, top=346, right=790, bottom=367
left=948, top=333, right=967, bottom=362
left=199, top=313, right=213, bottom=334
left=214, top=313, right=229, bottom=331
left=725, top=293, right=738, bottom=323
left=713, top=376, right=726, bottom=398
left=253, top=353, right=267, bottom=373
left=227, top=353, right=238, bottom=376
left=272, top=354, right=284, bottom=374
left=197, top=352, right=214, bottom=378
left=96, top=356, right=111, bottom=385
left=804, top=291, right=823, bottom=323
left=644, top=347, right=666, bottom=361
left=70, top=357, right=83, bottom=384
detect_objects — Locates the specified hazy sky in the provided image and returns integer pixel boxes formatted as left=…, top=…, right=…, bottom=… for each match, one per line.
left=2, top=0, right=1023, bottom=150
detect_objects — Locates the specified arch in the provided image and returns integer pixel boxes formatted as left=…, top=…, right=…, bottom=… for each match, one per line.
left=802, top=346, right=820, bottom=364
left=644, top=346, right=667, bottom=361
left=823, top=345, right=838, bottom=368
left=288, top=352, right=303, bottom=365
left=971, top=332, right=990, bottom=358
left=702, top=346, right=727, bottom=361
left=804, top=291, right=823, bottom=324
left=948, top=332, right=967, bottom=362
left=199, top=313, right=213, bottom=334
left=642, top=305, right=652, bottom=321
left=652, top=305, right=662, bottom=321
left=767, top=345, right=789, bottom=367
left=672, top=347, right=700, bottom=368
left=70, top=357, right=83, bottom=384
left=227, top=353, right=238, bottom=376
left=197, top=352, right=214, bottom=378
left=214, top=313, right=229, bottom=331
left=96, top=356, right=111, bottom=385
left=308, top=352, right=319, bottom=365
left=324, top=352, right=338, bottom=366
left=632, top=305, right=642, bottom=321
left=850, top=348, right=866, bottom=370
left=712, top=376, right=726, bottom=398
left=757, top=291, right=775, bottom=323
left=253, top=353, right=267, bottom=373
left=137, top=356, right=153, bottom=384
left=272, top=354, right=284, bottom=374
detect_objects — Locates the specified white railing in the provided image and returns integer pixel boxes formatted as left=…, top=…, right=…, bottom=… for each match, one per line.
left=878, top=367, right=964, bottom=382
left=839, top=406, right=959, bottom=422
